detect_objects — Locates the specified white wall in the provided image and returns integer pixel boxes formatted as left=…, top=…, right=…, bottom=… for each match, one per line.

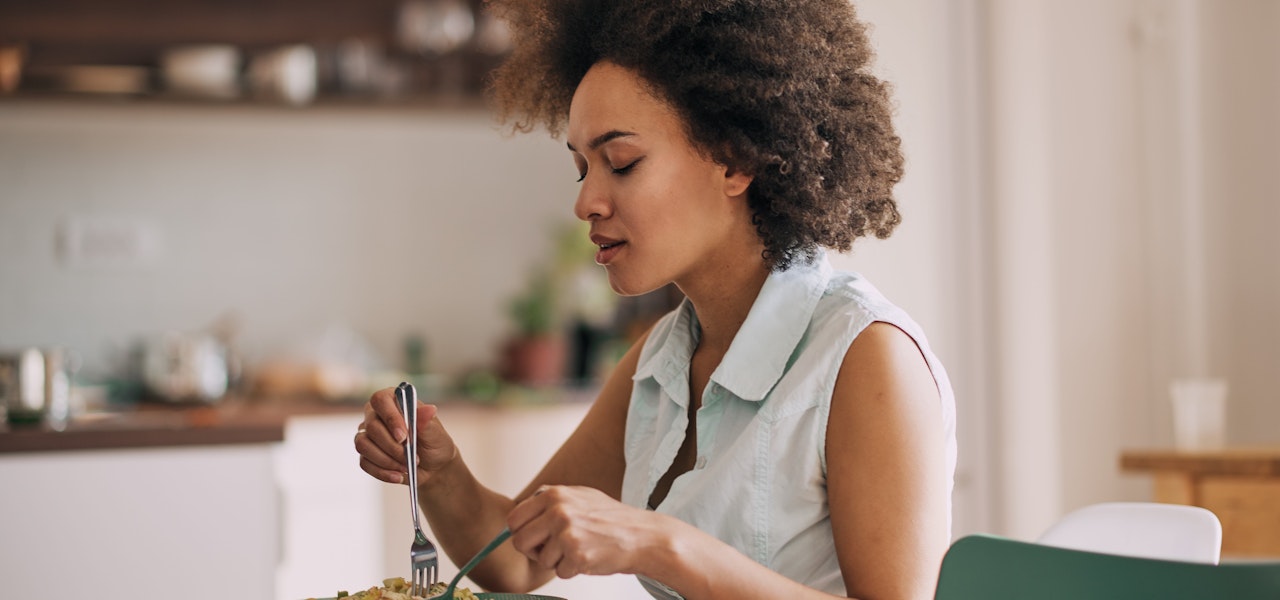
left=985, top=0, right=1280, bottom=538
left=1042, top=0, right=1151, bottom=526
left=0, top=102, right=580, bottom=377
left=1201, top=1, right=1280, bottom=446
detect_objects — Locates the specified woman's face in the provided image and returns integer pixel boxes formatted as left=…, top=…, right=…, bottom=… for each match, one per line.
left=567, top=61, right=755, bottom=297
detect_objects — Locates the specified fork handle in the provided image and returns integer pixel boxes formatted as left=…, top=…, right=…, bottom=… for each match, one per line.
left=396, top=382, right=424, bottom=533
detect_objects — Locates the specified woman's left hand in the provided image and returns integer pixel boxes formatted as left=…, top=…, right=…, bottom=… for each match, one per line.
left=506, top=485, right=662, bottom=579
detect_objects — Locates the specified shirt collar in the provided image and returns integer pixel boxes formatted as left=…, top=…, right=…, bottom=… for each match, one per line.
left=632, top=252, right=832, bottom=403
left=632, top=294, right=697, bottom=407
left=712, top=252, right=831, bottom=400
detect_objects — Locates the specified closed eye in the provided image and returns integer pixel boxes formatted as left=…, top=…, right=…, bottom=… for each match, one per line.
left=611, top=158, right=642, bottom=175
left=574, top=157, right=642, bottom=183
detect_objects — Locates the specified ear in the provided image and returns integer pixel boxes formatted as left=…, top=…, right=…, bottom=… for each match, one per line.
left=722, top=165, right=754, bottom=198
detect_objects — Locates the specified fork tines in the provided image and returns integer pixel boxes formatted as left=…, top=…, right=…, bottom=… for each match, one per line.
left=411, top=539, right=439, bottom=597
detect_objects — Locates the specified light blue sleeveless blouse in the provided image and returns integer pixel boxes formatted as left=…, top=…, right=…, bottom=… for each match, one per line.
left=620, top=253, right=957, bottom=599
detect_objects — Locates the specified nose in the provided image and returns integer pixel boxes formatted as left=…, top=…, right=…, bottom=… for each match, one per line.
left=573, top=174, right=612, bottom=222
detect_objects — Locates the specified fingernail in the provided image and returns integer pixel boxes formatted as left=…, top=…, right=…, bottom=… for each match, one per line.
left=394, top=429, right=407, bottom=443
left=391, top=473, right=403, bottom=484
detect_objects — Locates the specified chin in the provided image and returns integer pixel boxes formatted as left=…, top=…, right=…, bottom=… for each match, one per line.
left=606, top=271, right=665, bottom=298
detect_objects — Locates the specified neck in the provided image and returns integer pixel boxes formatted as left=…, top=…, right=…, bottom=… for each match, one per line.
left=676, top=252, right=771, bottom=354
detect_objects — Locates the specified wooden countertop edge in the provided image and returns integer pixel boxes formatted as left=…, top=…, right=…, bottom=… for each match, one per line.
left=0, top=397, right=299, bottom=455
left=0, top=421, right=285, bottom=454
left=0, top=390, right=599, bottom=455
left=1120, top=448, right=1280, bottom=477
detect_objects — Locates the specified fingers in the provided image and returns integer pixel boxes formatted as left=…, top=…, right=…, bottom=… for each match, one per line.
left=509, top=486, right=582, bottom=577
left=507, top=485, right=553, bottom=532
left=415, top=402, right=440, bottom=439
left=369, top=387, right=408, bottom=443
left=543, top=526, right=587, bottom=580
left=359, top=455, right=405, bottom=484
left=354, top=425, right=406, bottom=479
left=357, top=387, right=414, bottom=484
left=507, top=487, right=643, bottom=579
left=555, top=557, right=580, bottom=580
left=357, top=388, right=461, bottom=488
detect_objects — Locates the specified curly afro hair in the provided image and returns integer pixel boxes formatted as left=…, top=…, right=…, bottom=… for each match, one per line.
left=487, top=0, right=904, bottom=270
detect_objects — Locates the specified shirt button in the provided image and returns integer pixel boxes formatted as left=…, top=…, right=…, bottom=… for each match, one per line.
left=695, top=456, right=708, bottom=469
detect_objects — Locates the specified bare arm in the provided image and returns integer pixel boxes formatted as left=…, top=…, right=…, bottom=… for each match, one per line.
left=355, top=328, right=648, bottom=593
left=827, top=322, right=949, bottom=600
left=460, top=328, right=644, bottom=591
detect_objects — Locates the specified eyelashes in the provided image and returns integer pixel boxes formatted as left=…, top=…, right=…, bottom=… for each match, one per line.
left=611, top=160, right=639, bottom=175
left=575, top=158, right=642, bottom=182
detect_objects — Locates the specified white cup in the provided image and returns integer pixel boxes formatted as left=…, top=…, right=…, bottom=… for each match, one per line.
left=1170, top=377, right=1228, bottom=451
left=249, top=45, right=318, bottom=105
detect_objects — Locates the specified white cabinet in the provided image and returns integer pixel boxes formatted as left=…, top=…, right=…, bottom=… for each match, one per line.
left=275, top=413, right=384, bottom=600
left=0, top=444, right=280, bottom=600
left=0, top=403, right=651, bottom=600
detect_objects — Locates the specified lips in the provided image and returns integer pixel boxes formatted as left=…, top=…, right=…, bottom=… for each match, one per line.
left=590, top=233, right=626, bottom=265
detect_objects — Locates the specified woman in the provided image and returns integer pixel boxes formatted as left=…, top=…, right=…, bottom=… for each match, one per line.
left=354, top=1, right=956, bottom=598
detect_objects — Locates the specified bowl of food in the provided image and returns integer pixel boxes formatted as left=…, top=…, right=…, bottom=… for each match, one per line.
left=311, top=577, right=566, bottom=600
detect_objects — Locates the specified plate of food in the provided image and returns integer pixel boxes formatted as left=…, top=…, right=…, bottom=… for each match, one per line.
left=309, top=577, right=567, bottom=600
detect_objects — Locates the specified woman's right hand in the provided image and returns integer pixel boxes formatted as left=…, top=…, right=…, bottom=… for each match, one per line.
left=354, top=387, right=459, bottom=485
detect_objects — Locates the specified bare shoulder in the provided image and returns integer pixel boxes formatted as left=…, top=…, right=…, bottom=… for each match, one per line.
left=827, top=319, right=943, bottom=467
left=837, top=321, right=938, bottom=403
left=826, top=320, right=949, bottom=599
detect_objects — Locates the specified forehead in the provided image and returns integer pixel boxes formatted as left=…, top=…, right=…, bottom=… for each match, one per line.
left=567, top=61, right=684, bottom=148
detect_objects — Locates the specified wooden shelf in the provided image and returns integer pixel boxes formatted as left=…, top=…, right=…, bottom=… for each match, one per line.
left=0, top=0, right=501, bottom=102
left=1, top=0, right=407, bottom=63
left=0, top=89, right=496, bottom=113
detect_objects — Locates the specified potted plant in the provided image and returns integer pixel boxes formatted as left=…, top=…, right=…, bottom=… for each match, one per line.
left=498, top=267, right=567, bottom=386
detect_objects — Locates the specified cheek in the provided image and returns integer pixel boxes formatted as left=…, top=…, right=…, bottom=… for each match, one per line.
left=615, top=159, right=727, bottom=254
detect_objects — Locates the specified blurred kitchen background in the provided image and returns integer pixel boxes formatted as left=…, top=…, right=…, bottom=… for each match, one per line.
left=1, top=0, right=1278, bottom=599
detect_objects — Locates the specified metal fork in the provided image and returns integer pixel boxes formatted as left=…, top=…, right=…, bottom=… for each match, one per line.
left=396, top=382, right=438, bottom=597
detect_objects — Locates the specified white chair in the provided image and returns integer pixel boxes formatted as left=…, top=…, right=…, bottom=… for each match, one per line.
left=1037, top=502, right=1223, bottom=564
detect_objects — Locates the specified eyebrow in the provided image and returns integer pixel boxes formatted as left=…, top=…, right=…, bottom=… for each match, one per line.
left=566, top=130, right=636, bottom=152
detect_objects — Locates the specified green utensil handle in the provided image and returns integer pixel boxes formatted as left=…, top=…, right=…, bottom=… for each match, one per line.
left=441, top=527, right=513, bottom=599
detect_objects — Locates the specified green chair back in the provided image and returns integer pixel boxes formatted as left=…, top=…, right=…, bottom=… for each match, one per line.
left=936, top=534, right=1280, bottom=600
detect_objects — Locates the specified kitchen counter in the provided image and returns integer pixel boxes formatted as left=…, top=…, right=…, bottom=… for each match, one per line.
left=0, top=388, right=597, bottom=454
left=0, top=396, right=358, bottom=454
left=0, top=388, right=647, bottom=600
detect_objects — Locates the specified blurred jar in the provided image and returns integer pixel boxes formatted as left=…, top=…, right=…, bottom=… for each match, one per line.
left=249, top=45, right=318, bottom=105
left=43, top=348, right=72, bottom=428
left=162, top=44, right=242, bottom=99
left=0, top=347, right=71, bottom=427
left=396, top=0, right=475, bottom=55
left=140, top=333, right=229, bottom=404
left=0, top=44, right=25, bottom=94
